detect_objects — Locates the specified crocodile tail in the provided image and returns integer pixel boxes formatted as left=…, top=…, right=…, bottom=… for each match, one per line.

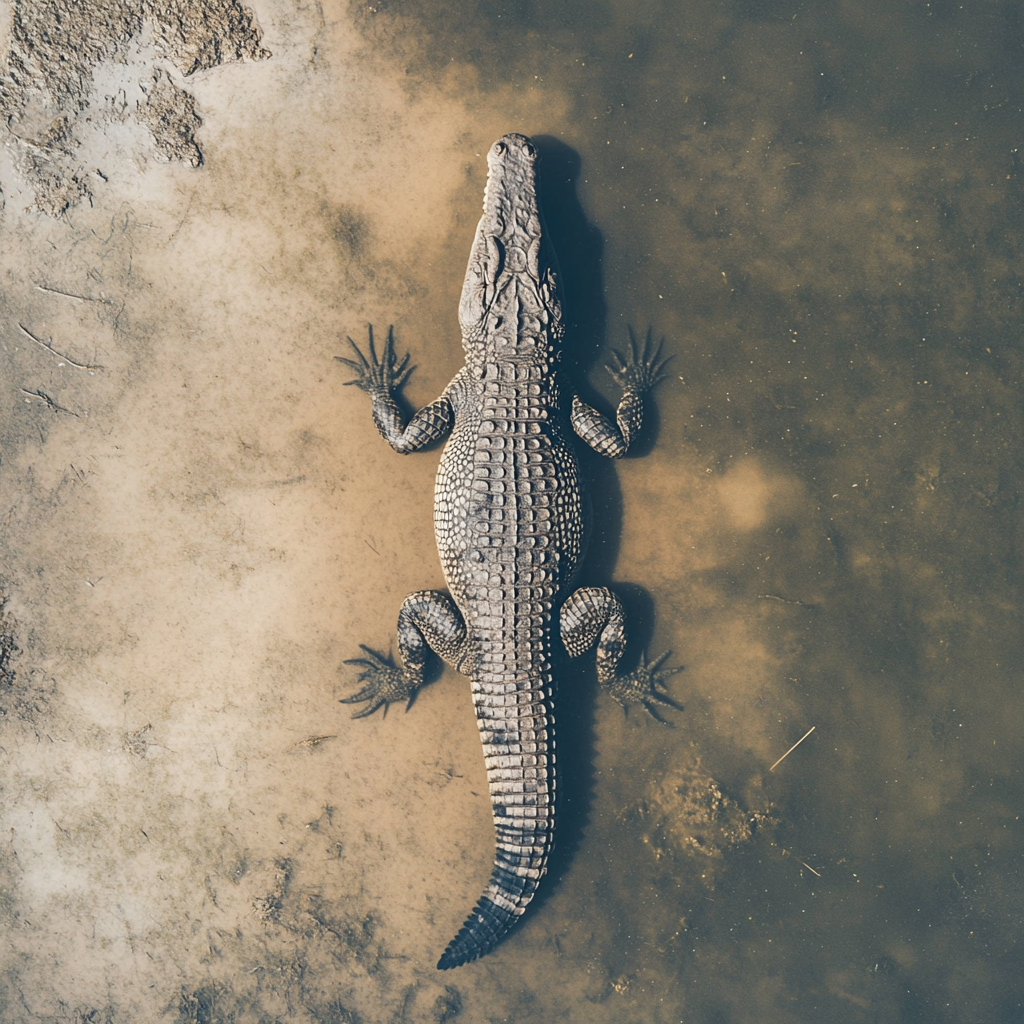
left=435, top=821, right=553, bottom=969
left=437, top=682, right=555, bottom=969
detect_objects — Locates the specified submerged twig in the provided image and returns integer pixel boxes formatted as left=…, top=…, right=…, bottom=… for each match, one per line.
left=19, top=388, right=79, bottom=416
left=18, top=323, right=104, bottom=372
left=290, top=735, right=337, bottom=750
left=34, top=282, right=111, bottom=304
left=757, top=593, right=819, bottom=609
left=769, top=725, right=815, bottom=772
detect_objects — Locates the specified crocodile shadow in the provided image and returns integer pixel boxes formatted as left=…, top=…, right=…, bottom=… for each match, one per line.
left=527, top=135, right=663, bottom=911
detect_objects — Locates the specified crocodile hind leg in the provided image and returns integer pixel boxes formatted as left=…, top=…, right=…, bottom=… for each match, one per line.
left=560, top=586, right=682, bottom=720
left=342, top=590, right=466, bottom=718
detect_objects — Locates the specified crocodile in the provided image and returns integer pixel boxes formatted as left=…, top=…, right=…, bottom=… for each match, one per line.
left=336, top=132, right=679, bottom=970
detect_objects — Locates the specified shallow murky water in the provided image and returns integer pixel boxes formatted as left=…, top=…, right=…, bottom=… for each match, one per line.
left=1, top=0, right=1022, bottom=1021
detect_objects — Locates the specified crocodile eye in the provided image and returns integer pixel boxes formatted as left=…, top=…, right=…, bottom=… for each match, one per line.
left=524, top=142, right=537, bottom=158
left=493, top=141, right=507, bottom=156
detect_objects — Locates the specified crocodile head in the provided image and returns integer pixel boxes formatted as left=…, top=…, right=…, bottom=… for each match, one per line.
left=459, top=133, right=565, bottom=369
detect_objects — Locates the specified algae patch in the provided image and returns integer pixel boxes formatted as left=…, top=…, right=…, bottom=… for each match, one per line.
left=636, top=752, right=774, bottom=885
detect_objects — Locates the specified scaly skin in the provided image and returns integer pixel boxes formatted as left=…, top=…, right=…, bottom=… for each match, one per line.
left=336, top=133, right=680, bottom=970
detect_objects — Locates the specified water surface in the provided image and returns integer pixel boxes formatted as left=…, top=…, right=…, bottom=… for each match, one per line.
left=0, top=1, right=1021, bottom=1021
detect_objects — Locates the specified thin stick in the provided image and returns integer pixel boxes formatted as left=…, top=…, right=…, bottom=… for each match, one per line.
left=289, top=735, right=336, bottom=750
left=769, top=725, right=815, bottom=772
left=20, top=388, right=79, bottom=416
left=800, top=861, right=822, bottom=878
left=35, top=282, right=110, bottom=303
left=18, top=323, right=104, bottom=372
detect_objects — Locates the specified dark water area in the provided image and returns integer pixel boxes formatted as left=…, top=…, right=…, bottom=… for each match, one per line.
left=359, top=1, right=1024, bottom=1020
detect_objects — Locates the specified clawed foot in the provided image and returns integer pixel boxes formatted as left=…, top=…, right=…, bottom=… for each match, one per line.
left=605, top=326, right=672, bottom=394
left=340, top=645, right=420, bottom=719
left=335, top=324, right=414, bottom=398
left=606, top=649, right=684, bottom=723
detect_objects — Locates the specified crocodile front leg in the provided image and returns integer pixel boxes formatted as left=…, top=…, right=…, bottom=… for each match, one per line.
left=337, top=324, right=453, bottom=454
left=560, top=586, right=682, bottom=720
left=342, top=590, right=466, bottom=717
left=571, top=326, right=671, bottom=458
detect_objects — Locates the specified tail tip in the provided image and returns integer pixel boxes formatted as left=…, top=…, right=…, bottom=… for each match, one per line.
left=437, top=944, right=481, bottom=971
left=436, top=900, right=505, bottom=970
left=437, top=934, right=484, bottom=970
left=437, top=878, right=543, bottom=968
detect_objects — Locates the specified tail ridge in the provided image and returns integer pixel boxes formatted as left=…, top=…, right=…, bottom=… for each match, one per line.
left=436, top=864, right=545, bottom=969
left=439, top=674, right=555, bottom=968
